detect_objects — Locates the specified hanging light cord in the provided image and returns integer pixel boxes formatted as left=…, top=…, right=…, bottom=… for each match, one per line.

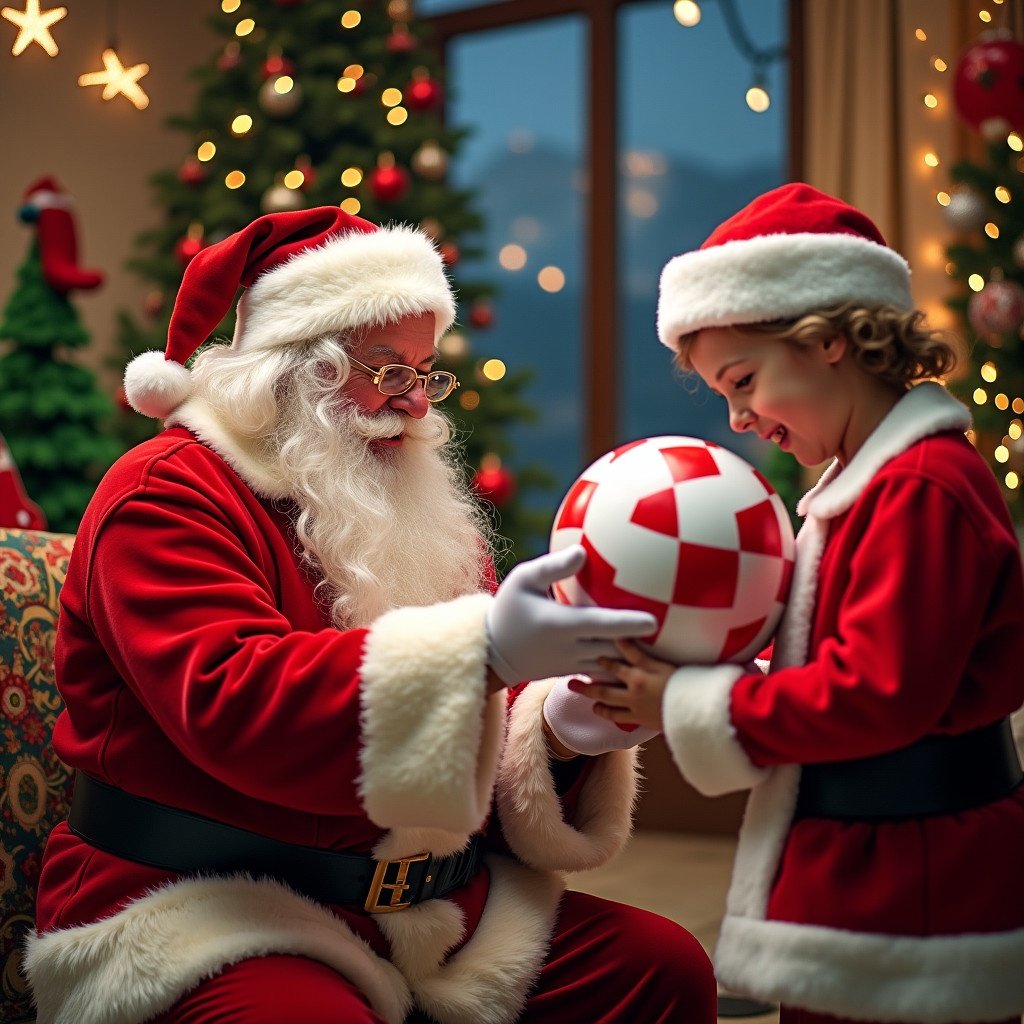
left=712, top=0, right=787, bottom=70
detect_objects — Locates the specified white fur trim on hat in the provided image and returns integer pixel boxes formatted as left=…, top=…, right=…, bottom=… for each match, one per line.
left=123, top=350, right=193, bottom=419
left=239, top=224, right=456, bottom=354
left=657, top=232, right=913, bottom=349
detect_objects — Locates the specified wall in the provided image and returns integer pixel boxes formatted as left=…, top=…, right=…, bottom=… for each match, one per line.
left=0, top=0, right=217, bottom=384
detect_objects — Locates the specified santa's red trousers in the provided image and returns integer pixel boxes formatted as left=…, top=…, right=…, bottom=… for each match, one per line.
left=150, top=890, right=715, bottom=1024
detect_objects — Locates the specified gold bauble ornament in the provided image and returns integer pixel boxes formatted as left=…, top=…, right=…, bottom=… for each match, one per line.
left=420, top=217, right=443, bottom=241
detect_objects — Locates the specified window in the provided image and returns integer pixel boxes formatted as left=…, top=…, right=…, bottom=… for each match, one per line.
left=427, top=0, right=791, bottom=512
left=618, top=1, right=788, bottom=465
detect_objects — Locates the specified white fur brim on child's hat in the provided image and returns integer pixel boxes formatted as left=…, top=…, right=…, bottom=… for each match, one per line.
left=124, top=206, right=457, bottom=419
left=656, top=182, right=914, bottom=350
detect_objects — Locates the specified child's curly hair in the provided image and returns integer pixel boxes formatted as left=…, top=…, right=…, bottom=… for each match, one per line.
left=673, top=302, right=958, bottom=388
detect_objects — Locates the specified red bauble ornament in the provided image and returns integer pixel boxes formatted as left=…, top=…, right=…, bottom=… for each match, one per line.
left=178, top=158, right=206, bottom=186
left=142, top=289, right=165, bottom=318
left=294, top=156, right=316, bottom=190
left=174, top=233, right=205, bottom=267
left=387, top=26, right=416, bottom=53
left=953, top=32, right=1024, bottom=139
left=473, top=457, right=516, bottom=506
left=406, top=70, right=443, bottom=111
left=217, top=42, right=241, bottom=72
left=469, top=302, right=494, bottom=328
left=348, top=73, right=371, bottom=97
left=439, top=241, right=460, bottom=266
left=261, top=53, right=295, bottom=80
left=369, top=161, right=410, bottom=204
left=968, top=279, right=1024, bottom=336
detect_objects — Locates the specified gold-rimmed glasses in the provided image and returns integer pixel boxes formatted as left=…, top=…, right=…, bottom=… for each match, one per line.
left=347, top=355, right=460, bottom=403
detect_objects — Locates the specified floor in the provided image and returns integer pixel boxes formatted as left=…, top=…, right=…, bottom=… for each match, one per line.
left=565, top=829, right=780, bottom=1024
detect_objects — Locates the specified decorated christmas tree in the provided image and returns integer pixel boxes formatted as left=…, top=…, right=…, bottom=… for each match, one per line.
left=943, top=29, right=1024, bottom=520
left=113, top=0, right=550, bottom=573
left=0, top=178, right=120, bottom=534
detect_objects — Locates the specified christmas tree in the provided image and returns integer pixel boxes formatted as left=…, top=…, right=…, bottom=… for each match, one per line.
left=0, top=179, right=121, bottom=534
left=943, top=30, right=1024, bottom=520
left=113, top=0, right=551, bottom=574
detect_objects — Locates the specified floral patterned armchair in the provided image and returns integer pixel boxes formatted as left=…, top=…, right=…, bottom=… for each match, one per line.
left=0, top=528, right=74, bottom=1023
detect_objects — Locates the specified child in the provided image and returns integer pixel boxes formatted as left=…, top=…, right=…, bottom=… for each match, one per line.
left=561, top=183, right=1024, bottom=1023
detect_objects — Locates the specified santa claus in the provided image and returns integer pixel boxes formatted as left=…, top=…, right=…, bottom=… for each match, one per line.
left=26, top=207, right=715, bottom=1024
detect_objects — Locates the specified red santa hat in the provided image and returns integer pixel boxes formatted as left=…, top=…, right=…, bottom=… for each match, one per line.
left=657, top=182, right=914, bottom=350
left=124, top=206, right=457, bottom=419
left=21, top=176, right=74, bottom=211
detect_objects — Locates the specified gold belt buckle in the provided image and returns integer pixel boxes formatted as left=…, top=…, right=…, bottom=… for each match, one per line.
left=364, top=852, right=430, bottom=913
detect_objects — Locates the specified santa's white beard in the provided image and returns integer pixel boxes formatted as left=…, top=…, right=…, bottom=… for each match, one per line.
left=272, top=395, right=489, bottom=628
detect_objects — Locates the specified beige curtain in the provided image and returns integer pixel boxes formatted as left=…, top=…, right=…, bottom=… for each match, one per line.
left=800, top=0, right=902, bottom=245
left=798, top=0, right=1021, bottom=333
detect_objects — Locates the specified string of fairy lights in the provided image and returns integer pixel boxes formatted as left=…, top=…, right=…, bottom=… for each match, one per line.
left=671, top=0, right=787, bottom=113
left=8, top=1, right=1021, bottom=501
left=913, top=0, right=1024, bottom=496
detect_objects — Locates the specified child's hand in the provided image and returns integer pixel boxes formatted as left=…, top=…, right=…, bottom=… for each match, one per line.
left=571, top=639, right=676, bottom=732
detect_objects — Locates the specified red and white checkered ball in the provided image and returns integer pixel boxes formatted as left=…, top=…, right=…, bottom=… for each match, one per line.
left=550, top=436, right=795, bottom=664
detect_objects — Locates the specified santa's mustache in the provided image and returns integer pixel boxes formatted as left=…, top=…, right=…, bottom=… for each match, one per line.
left=340, top=402, right=407, bottom=442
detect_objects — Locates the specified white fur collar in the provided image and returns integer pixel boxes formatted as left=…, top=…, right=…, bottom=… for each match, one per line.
left=796, top=382, right=970, bottom=522
left=167, top=394, right=291, bottom=499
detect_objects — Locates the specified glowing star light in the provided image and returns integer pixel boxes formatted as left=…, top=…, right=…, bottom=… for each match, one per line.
left=79, top=48, right=150, bottom=109
left=2, top=0, right=67, bottom=57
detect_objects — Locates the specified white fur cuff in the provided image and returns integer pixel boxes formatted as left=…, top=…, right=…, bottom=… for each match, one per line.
left=662, top=664, right=769, bottom=795
left=496, top=679, right=638, bottom=872
left=357, top=593, right=504, bottom=834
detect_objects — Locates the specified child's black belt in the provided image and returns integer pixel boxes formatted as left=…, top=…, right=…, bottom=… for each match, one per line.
left=68, top=773, right=484, bottom=913
left=794, top=716, right=1022, bottom=821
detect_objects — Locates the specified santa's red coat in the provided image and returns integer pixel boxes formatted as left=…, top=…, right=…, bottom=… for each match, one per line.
left=662, top=383, right=1024, bottom=1022
left=28, top=418, right=639, bottom=1024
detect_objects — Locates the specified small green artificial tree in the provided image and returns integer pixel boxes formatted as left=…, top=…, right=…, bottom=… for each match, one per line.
left=112, top=0, right=550, bottom=574
left=0, top=240, right=120, bottom=533
left=944, top=136, right=1024, bottom=522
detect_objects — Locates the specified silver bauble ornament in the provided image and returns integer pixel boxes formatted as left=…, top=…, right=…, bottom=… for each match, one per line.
left=259, top=75, right=303, bottom=117
left=943, top=188, right=988, bottom=232
left=261, top=183, right=304, bottom=213
left=411, top=141, right=449, bottom=180
left=967, top=279, right=1024, bottom=336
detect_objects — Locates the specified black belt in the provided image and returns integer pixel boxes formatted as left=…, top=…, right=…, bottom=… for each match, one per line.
left=68, top=773, right=484, bottom=913
left=794, top=717, right=1023, bottom=821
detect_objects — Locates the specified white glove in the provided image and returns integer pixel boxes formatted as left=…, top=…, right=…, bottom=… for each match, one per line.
left=486, top=545, right=658, bottom=685
left=543, top=676, right=660, bottom=756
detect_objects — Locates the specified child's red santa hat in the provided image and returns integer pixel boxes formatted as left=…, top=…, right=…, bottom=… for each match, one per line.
left=657, top=182, right=913, bottom=349
left=124, top=206, right=457, bottom=419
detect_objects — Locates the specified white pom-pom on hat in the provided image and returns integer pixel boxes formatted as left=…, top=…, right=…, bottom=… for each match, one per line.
left=123, top=351, right=193, bottom=419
